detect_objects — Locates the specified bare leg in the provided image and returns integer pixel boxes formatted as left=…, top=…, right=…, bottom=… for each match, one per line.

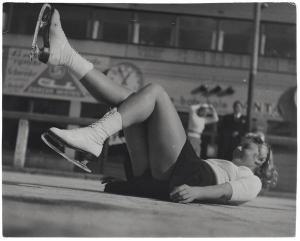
left=123, top=124, right=149, bottom=176
left=118, top=84, right=187, bottom=180
left=41, top=8, right=148, bottom=177
left=51, top=75, right=185, bottom=179
left=82, top=69, right=149, bottom=176
left=82, top=70, right=131, bottom=105
left=80, top=74, right=185, bottom=179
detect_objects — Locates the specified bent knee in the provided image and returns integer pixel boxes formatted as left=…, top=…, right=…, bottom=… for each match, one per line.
left=145, top=83, right=170, bottom=102
left=145, top=83, right=166, bottom=95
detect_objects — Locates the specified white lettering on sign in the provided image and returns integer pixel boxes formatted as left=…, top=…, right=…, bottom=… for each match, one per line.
left=4, top=48, right=47, bottom=93
left=253, top=102, right=279, bottom=117
left=148, top=77, right=283, bottom=120
left=3, top=47, right=292, bottom=122
left=171, top=94, right=280, bottom=118
left=3, top=47, right=111, bottom=102
left=38, top=78, right=76, bottom=90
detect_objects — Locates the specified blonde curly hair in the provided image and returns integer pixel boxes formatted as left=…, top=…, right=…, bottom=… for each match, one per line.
left=244, top=133, right=278, bottom=189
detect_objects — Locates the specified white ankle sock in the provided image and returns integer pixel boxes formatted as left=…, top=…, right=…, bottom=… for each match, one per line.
left=65, top=47, right=94, bottom=80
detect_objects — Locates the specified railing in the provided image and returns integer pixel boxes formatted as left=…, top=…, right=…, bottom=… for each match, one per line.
left=2, top=110, right=104, bottom=171
left=3, top=110, right=98, bottom=126
left=3, top=110, right=297, bottom=174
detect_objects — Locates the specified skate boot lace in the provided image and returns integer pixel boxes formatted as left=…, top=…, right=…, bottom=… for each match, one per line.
left=87, top=108, right=117, bottom=145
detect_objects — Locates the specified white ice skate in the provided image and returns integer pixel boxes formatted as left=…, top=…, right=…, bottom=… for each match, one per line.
left=30, top=3, right=54, bottom=63
left=41, top=130, right=93, bottom=173
left=41, top=108, right=122, bottom=173
left=30, top=3, right=94, bottom=79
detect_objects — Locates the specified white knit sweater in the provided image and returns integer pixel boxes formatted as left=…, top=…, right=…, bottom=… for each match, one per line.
left=204, top=159, right=262, bottom=202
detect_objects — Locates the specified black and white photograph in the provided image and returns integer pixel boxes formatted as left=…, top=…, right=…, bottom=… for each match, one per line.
left=1, top=1, right=297, bottom=237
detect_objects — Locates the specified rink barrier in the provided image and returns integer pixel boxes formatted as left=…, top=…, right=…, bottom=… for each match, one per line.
left=3, top=110, right=99, bottom=169
left=3, top=110, right=297, bottom=172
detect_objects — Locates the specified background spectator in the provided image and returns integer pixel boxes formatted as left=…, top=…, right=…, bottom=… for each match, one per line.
left=188, top=103, right=219, bottom=157
left=218, top=100, right=247, bottom=160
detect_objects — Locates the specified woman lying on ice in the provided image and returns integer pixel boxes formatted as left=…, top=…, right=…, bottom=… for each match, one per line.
left=33, top=4, right=278, bottom=205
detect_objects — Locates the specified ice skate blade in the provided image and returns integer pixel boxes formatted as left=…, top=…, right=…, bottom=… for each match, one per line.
left=41, top=132, right=92, bottom=173
left=30, top=3, right=53, bottom=63
left=45, top=129, right=99, bottom=161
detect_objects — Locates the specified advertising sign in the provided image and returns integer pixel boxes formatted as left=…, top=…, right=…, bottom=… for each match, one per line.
left=2, top=47, right=110, bottom=102
left=3, top=47, right=293, bottom=121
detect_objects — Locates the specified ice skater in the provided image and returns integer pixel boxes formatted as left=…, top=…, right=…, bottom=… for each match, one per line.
left=32, top=4, right=278, bottom=204
left=188, top=103, right=219, bottom=157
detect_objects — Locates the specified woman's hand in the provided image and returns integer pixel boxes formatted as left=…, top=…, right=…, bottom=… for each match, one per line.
left=170, top=184, right=202, bottom=203
left=170, top=183, right=233, bottom=204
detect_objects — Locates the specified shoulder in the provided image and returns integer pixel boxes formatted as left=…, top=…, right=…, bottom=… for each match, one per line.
left=228, top=172, right=262, bottom=203
left=237, top=166, right=255, bottom=177
left=205, top=159, right=236, bottom=169
left=236, top=167, right=262, bottom=189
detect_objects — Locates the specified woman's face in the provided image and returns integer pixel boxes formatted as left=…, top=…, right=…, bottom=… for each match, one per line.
left=232, top=139, right=268, bottom=170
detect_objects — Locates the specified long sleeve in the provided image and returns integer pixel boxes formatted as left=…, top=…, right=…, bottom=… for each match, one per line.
left=188, top=104, right=206, bottom=134
left=205, top=159, right=262, bottom=203
left=228, top=175, right=262, bottom=202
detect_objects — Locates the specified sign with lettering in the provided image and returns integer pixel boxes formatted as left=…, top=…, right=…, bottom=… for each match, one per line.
left=148, top=77, right=286, bottom=121
left=3, top=47, right=293, bottom=121
left=23, top=65, right=85, bottom=99
left=2, top=47, right=110, bottom=102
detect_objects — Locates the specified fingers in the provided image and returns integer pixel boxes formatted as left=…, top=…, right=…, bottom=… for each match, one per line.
left=170, top=184, right=188, bottom=196
left=170, top=190, right=189, bottom=201
left=170, top=185, right=194, bottom=203
left=172, top=193, right=193, bottom=203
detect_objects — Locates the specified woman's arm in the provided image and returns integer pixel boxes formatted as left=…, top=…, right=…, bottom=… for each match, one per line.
left=205, top=105, right=219, bottom=124
left=170, top=183, right=232, bottom=203
left=189, top=103, right=202, bottom=113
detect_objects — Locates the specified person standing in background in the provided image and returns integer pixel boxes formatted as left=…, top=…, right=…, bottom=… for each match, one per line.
left=218, top=100, right=247, bottom=160
left=188, top=103, right=219, bottom=157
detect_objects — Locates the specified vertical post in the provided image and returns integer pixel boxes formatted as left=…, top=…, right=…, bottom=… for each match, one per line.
left=216, top=20, right=224, bottom=52
left=246, top=3, right=261, bottom=132
left=13, top=119, right=30, bottom=168
left=92, top=20, right=100, bottom=40
left=132, top=13, right=140, bottom=44
left=13, top=101, right=34, bottom=168
left=217, top=30, right=224, bottom=51
left=171, top=16, right=180, bottom=47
